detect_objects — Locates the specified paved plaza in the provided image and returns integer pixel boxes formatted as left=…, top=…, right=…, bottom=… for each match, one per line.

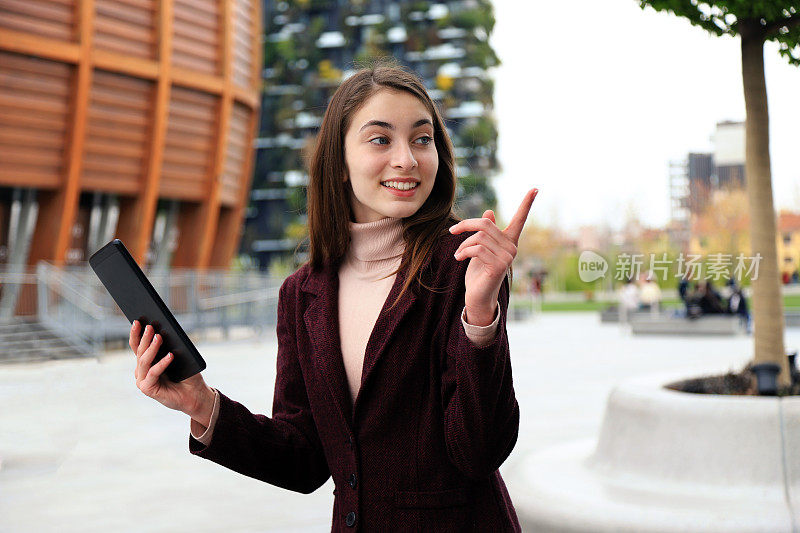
left=2, top=312, right=798, bottom=532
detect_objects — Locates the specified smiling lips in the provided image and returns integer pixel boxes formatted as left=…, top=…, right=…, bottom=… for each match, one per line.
left=380, top=178, right=419, bottom=197
left=381, top=177, right=420, bottom=192
left=381, top=180, right=419, bottom=191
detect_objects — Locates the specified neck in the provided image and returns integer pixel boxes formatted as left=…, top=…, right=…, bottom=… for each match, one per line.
left=347, top=216, right=405, bottom=263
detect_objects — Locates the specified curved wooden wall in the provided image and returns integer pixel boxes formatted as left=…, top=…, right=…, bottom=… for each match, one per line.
left=0, top=0, right=262, bottom=269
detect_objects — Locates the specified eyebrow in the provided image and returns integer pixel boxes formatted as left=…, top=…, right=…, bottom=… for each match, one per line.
left=359, top=118, right=432, bottom=132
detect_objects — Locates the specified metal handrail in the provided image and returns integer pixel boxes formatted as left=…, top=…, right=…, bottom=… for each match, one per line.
left=37, top=263, right=105, bottom=320
left=0, top=262, right=285, bottom=360
left=198, top=287, right=280, bottom=309
left=0, top=271, right=37, bottom=284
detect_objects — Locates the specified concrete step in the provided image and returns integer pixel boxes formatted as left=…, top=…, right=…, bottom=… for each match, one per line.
left=2, top=337, right=84, bottom=352
left=0, top=321, right=86, bottom=362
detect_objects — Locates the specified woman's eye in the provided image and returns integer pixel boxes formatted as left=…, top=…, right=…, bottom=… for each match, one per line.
left=415, top=136, right=433, bottom=146
left=369, top=137, right=389, bottom=145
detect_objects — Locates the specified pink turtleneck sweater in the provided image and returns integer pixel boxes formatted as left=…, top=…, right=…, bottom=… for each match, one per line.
left=190, top=217, right=499, bottom=444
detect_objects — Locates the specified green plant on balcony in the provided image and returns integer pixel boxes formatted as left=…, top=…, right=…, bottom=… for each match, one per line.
left=289, top=0, right=335, bottom=10
left=274, top=105, right=296, bottom=126
left=285, top=220, right=308, bottom=242
left=265, top=38, right=296, bottom=66
left=374, top=19, right=393, bottom=38
left=457, top=173, right=497, bottom=211
left=464, top=40, right=500, bottom=69
left=402, top=1, right=430, bottom=19
left=441, top=2, right=496, bottom=33
left=286, top=186, right=307, bottom=215
left=460, top=116, right=497, bottom=148
left=354, top=39, right=391, bottom=67
left=476, top=77, right=494, bottom=105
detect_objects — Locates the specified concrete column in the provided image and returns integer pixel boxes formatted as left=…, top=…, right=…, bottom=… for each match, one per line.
left=151, top=200, right=179, bottom=273
left=86, top=193, right=120, bottom=257
left=0, top=188, right=38, bottom=320
left=87, top=192, right=103, bottom=257
left=100, top=194, right=119, bottom=248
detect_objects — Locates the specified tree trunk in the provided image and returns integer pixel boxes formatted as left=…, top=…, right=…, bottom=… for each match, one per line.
left=740, top=21, right=790, bottom=387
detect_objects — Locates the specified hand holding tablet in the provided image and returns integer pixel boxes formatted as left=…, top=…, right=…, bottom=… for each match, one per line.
left=90, top=239, right=215, bottom=423
left=89, top=239, right=206, bottom=382
left=129, top=318, right=216, bottom=426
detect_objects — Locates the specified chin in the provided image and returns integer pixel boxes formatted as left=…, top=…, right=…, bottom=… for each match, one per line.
left=385, top=203, right=424, bottom=219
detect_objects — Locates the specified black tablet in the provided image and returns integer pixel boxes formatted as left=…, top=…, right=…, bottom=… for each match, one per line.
left=89, top=239, right=206, bottom=382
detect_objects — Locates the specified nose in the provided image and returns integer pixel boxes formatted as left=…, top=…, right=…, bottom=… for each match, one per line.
left=390, top=143, right=417, bottom=171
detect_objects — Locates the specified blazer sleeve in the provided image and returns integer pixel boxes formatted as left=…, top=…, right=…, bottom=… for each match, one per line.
left=188, top=279, right=331, bottom=494
left=438, top=272, right=520, bottom=480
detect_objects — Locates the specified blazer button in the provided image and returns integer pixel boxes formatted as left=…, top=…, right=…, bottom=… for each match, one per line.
left=345, top=511, right=357, bottom=527
left=348, top=473, right=357, bottom=489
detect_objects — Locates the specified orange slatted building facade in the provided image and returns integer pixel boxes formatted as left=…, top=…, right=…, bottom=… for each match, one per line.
left=0, top=0, right=262, bottom=270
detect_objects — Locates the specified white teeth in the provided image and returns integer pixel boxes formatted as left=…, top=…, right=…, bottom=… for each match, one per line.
left=382, top=181, right=419, bottom=190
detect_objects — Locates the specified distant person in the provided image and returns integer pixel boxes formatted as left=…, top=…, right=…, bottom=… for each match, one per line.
left=685, top=281, right=703, bottom=319
left=527, top=270, right=543, bottom=313
left=619, top=277, right=640, bottom=314
left=726, top=281, right=751, bottom=333
left=638, top=274, right=662, bottom=311
left=697, top=280, right=725, bottom=315
left=677, top=274, right=695, bottom=318
left=678, top=276, right=690, bottom=303
left=529, top=271, right=543, bottom=298
left=783, top=271, right=792, bottom=284
left=793, top=270, right=799, bottom=284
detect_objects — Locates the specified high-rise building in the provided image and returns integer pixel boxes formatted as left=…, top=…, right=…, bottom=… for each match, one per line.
left=243, top=0, right=501, bottom=270
left=0, top=0, right=262, bottom=275
left=668, top=121, right=746, bottom=250
left=713, top=120, right=746, bottom=190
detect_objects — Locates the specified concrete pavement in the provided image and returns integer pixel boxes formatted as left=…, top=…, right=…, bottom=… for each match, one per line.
left=2, top=312, right=797, bottom=532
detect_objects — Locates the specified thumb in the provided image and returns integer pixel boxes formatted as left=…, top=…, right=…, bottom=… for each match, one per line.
left=482, top=209, right=496, bottom=224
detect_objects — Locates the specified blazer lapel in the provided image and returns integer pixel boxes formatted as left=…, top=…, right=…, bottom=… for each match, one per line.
left=353, top=260, right=418, bottom=419
left=301, top=263, right=355, bottom=431
left=300, top=250, right=432, bottom=427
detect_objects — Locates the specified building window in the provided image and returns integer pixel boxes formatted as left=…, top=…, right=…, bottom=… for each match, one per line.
left=784, top=234, right=792, bottom=244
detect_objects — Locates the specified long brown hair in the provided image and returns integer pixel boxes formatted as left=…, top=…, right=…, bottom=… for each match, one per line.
left=306, top=62, right=458, bottom=306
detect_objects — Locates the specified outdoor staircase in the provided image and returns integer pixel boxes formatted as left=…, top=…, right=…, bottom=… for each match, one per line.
left=0, top=320, right=87, bottom=363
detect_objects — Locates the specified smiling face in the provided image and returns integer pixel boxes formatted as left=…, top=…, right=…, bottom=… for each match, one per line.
left=343, top=88, right=439, bottom=223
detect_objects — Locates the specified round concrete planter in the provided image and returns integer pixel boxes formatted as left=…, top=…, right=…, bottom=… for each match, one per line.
left=513, top=373, right=800, bottom=533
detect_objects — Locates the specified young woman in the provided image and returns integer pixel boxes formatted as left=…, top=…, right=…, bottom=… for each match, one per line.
left=129, top=64, right=537, bottom=531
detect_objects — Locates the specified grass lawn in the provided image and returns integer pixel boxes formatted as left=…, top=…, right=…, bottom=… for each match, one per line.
left=786, top=294, right=800, bottom=308
left=511, top=296, right=800, bottom=313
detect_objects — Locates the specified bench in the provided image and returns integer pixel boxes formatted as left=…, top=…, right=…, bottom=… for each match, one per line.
left=630, top=314, right=746, bottom=336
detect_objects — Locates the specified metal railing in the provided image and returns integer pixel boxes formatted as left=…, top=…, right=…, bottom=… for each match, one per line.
left=36, top=262, right=105, bottom=355
left=0, top=266, right=38, bottom=322
left=1, top=262, right=284, bottom=358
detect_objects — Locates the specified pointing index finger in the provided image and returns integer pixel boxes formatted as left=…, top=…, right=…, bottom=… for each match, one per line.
left=504, top=188, right=538, bottom=244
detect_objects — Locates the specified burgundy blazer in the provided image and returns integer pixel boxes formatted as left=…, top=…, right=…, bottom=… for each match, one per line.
left=189, top=230, right=521, bottom=531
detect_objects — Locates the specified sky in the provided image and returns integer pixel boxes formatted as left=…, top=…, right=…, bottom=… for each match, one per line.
left=489, top=0, right=800, bottom=233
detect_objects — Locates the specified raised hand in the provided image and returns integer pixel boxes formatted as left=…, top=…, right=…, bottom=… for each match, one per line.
left=449, top=188, right=538, bottom=326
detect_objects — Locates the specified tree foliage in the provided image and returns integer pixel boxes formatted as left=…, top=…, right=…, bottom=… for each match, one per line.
left=638, top=1, right=800, bottom=64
